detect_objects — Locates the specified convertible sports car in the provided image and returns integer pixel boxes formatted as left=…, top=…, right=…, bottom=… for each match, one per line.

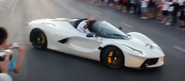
left=25, top=18, right=165, bottom=69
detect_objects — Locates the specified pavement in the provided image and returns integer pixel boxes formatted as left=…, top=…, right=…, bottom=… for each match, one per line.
left=0, top=0, right=185, bottom=81
left=0, top=0, right=15, bottom=22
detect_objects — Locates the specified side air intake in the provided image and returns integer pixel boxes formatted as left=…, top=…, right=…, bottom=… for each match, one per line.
left=58, top=38, right=68, bottom=44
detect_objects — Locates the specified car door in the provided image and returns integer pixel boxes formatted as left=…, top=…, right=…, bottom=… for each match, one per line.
left=65, top=35, right=102, bottom=52
left=57, top=21, right=102, bottom=55
left=57, top=34, right=103, bottom=61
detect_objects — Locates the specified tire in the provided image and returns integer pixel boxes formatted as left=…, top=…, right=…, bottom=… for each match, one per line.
left=30, top=29, right=47, bottom=49
left=102, top=47, right=124, bottom=68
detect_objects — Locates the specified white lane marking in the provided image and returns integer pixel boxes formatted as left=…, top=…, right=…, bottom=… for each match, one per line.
left=94, top=10, right=102, bottom=14
left=119, top=22, right=134, bottom=28
left=174, top=46, right=185, bottom=53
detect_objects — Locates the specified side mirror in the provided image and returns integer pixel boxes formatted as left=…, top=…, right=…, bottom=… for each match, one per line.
left=127, top=34, right=131, bottom=37
left=118, top=26, right=123, bottom=30
left=86, top=33, right=93, bottom=37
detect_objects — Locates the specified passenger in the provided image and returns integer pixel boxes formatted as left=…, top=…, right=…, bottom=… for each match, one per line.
left=77, top=17, right=96, bottom=34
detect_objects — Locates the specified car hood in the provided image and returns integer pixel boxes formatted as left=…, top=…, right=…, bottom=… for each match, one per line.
left=107, top=37, right=164, bottom=57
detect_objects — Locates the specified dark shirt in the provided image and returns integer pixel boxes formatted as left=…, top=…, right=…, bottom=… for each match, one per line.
left=170, top=3, right=179, bottom=12
left=180, top=5, right=185, bottom=16
left=148, top=0, right=155, bottom=7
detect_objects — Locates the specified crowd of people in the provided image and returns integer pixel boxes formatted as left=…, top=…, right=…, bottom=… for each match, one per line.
left=84, top=0, right=185, bottom=29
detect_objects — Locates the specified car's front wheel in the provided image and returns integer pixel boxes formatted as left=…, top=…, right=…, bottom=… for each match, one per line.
left=30, top=29, right=47, bottom=49
left=102, top=47, right=124, bottom=68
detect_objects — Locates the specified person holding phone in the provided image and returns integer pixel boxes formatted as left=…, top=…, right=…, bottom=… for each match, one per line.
left=0, top=27, right=26, bottom=73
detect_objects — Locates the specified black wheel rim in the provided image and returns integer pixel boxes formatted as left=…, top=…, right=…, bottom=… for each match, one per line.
left=33, top=32, right=45, bottom=47
left=107, top=50, right=123, bottom=66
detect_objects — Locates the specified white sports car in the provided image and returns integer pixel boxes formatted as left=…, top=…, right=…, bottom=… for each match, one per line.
left=25, top=18, right=165, bottom=69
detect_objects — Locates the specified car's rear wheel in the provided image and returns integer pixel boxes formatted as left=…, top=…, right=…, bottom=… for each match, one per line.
left=31, top=29, right=47, bottom=49
left=102, top=47, right=124, bottom=68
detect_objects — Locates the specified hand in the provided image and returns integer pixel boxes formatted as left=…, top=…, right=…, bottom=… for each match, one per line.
left=18, top=44, right=26, bottom=55
left=4, top=43, right=13, bottom=50
left=0, top=55, right=10, bottom=73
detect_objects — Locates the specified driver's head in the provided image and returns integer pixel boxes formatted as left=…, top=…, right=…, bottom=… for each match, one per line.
left=87, top=20, right=96, bottom=32
left=84, top=20, right=96, bottom=29
left=87, top=20, right=96, bottom=27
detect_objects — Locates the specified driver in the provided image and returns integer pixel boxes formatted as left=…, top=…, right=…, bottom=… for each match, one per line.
left=77, top=17, right=96, bottom=34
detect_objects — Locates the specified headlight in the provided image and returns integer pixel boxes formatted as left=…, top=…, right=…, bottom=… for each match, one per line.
left=123, top=45, right=146, bottom=56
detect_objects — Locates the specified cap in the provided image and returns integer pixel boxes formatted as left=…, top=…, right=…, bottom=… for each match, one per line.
left=0, top=73, right=13, bottom=81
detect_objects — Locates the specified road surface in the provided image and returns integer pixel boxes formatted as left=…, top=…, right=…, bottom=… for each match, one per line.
left=0, top=0, right=185, bottom=81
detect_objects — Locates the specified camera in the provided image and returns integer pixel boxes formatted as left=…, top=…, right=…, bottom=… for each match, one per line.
left=0, top=50, right=13, bottom=61
left=10, top=43, right=22, bottom=49
left=0, top=43, right=21, bottom=61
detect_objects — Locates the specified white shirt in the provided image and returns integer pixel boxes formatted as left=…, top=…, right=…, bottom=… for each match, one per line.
left=162, top=2, right=170, bottom=10
left=168, top=2, right=174, bottom=11
left=178, top=0, right=183, bottom=5
left=141, top=0, right=149, bottom=7
left=0, top=73, right=12, bottom=81
left=77, top=20, right=91, bottom=34
left=130, top=0, right=135, bottom=3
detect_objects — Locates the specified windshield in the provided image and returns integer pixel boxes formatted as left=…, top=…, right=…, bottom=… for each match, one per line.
left=93, top=21, right=128, bottom=39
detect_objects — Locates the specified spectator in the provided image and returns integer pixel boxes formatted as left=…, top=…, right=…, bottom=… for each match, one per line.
left=170, top=0, right=179, bottom=26
left=127, top=0, right=131, bottom=12
left=156, top=0, right=163, bottom=20
left=0, top=27, right=26, bottom=73
left=137, top=0, right=142, bottom=15
left=132, top=0, right=136, bottom=13
left=118, top=0, right=122, bottom=11
left=161, top=0, right=170, bottom=23
left=127, top=0, right=134, bottom=13
left=178, top=0, right=183, bottom=9
left=148, top=0, right=156, bottom=19
left=179, top=1, right=185, bottom=29
left=100, top=0, right=107, bottom=6
left=152, top=0, right=158, bottom=19
left=114, top=0, right=119, bottom=10
left=121, top=0, right=128, bottom=12
left=133, top=0, right=139, bottom=15
left=141, top=0, right=149, bottom=19
left=165, top=0, right=174, bottom=25
left=108, top=0, right=114, bottom=6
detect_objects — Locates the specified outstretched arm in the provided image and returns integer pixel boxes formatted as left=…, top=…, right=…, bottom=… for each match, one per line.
left=85, top=17, right=96, bottom=23
left=13, top=45, right=25, bottom=73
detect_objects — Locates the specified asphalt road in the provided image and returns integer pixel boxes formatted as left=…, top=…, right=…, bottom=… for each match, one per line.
left=0, top=0, right=185, bottom=81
